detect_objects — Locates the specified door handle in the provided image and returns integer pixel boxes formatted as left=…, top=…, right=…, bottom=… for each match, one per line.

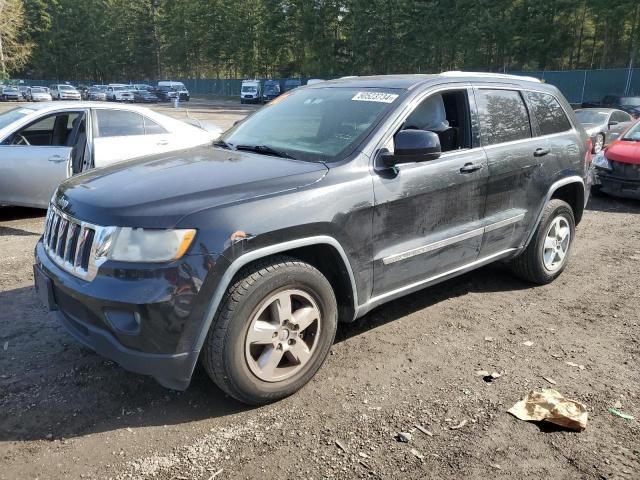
left=533, top=147, right=550, bottom=157
left=156, top=140, right=169, bottom=146
left=459, top=162, right=483, bottom=174
left=48, top=155, right=67, bottom=163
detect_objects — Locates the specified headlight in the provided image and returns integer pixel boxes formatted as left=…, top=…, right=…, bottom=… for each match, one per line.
left=592, top=151, right=612, bottom=170
left=96, top=228, right=196, bottom=262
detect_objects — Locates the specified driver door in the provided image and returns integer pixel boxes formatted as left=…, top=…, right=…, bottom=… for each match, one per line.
left=0, top=111, right=81, bottom=208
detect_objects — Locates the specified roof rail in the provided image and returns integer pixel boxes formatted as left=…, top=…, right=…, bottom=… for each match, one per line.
left=440, top=71, right=542, bottom=83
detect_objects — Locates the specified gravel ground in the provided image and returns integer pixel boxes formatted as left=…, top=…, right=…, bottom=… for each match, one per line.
left=0, top=101, right=639, bottom=479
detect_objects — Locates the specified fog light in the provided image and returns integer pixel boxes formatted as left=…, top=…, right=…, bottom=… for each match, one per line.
left=104, top=309, right=141, bottom=335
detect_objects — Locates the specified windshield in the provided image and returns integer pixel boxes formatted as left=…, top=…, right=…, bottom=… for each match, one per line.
left=622, top=122, right=640, bottom=141
left=220, top=87, right=404, bottom=162
left=31, top=87, right=47, bottom=93
left=264, top=84, right=280, bottom=93
left=575, top=110, right=608, bottom=124
left=620, top=97, right=640, bottom=107
left=242, top=86, right=258, bottom=93
left=59, top=85, right=76, bottom=91
left=0, top=107, right=34, bottom=130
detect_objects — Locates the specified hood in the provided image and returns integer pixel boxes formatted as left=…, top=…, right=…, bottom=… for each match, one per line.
left=605, top=139, right=640, bottom=165
left=55, top=145, right=328, bottom=228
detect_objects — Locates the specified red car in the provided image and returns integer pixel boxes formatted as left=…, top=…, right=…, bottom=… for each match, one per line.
left=592, top=120, right=640, bottom=199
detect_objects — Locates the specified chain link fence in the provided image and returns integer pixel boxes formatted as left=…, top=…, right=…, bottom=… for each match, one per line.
left=8, top=69, right=640, bottom=104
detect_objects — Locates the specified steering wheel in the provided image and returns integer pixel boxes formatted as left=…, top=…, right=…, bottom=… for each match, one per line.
left=13, top=134, right=31, bottom=146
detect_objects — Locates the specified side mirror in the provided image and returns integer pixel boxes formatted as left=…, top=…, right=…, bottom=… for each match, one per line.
left=382, top=130, right=441, bottom=167
left=608, top=121, right=619, bottom=128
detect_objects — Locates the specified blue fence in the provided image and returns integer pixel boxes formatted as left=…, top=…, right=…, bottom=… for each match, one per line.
left=8, top=68, right=640, bottom=104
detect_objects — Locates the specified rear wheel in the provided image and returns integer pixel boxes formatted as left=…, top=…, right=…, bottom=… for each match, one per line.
left=508, top=199, right=575, bottom=285
left=202, top=256, right=337, bottom=405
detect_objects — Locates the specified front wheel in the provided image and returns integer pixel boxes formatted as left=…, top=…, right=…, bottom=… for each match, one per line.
left=508, top=199, right=575, bottom=285
left=202, top=256, right=338, bottom=405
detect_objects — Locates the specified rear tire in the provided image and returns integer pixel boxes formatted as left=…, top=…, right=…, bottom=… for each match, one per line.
left=202, top=256, right=338, bottom=405
left=508, top=199, right=575, bottom=285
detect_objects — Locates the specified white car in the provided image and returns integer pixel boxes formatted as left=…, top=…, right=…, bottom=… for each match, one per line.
left=0, top=102, right=222, bottom=208
left=106, top=84, right=134, bottom=102
left=26, top=86, right=53, bottom=102
left=50, top=84, right=81, bottom=100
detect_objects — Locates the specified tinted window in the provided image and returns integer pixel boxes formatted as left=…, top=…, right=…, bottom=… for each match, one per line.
left=144, top=117, right=167, bottom=134
left=476, top=89, right=531, bottom=145
left=526, top=92, right=572, bottom=135
left=611, top=111, right=632, bottom=123
left=96, top=110, right=145, bottom=137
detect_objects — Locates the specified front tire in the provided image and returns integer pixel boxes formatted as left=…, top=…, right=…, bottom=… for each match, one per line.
left=202, top=256, right=338, bottom=405
left=508, top=199, right=575, bottom=285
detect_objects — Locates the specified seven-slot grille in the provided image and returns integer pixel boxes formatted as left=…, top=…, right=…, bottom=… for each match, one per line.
left=43, top=205, right=96, bottom=278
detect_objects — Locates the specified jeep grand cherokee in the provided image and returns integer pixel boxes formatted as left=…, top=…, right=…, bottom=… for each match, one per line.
left=34, top=73, right=591, bottom=405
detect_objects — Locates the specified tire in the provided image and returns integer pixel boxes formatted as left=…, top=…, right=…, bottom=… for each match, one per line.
left=593, top=133, right=605, bottom=154
left=508, top=199, right=575, bottom=285
left=202, top=255, right=338, bottom=405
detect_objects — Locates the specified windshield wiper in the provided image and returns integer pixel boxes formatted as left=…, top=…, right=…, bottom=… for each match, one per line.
left=235, top=144, right=296, bottom=159
left=213, top=139, right=234, bottom=150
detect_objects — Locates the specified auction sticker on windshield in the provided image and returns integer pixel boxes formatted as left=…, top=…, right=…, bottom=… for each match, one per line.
left=352, top=92, right=399, bottom=103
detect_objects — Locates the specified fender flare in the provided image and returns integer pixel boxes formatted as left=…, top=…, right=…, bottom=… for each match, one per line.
left=522, top=175, right=585, bottom=249
left=189, top=235, right=359, bottom=361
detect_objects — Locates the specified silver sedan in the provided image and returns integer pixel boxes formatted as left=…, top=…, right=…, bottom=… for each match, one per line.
left=574, top=108, right=635, bottom=153
left=0, top=102, right=221, bottom=208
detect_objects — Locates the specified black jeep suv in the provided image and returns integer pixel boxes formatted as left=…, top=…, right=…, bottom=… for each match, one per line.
left=34, top=73, right=591, bottom=405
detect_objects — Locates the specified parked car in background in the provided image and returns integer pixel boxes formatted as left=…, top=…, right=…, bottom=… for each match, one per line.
left=88, top=86, right=107, bottom=101
left=1, top=86, right=21, bottom=101
left=262, top=79, right=281, bottom=103
left=77, top=85, right=90, bottom=100
left=133, top=89, right=159, bottom=103
left=131, top=84, right=153, bottom=92
left=240, top=79, right=261, bottom=104
left=157, top=81, right=189, bottom=101
left=106, top=84, right=134, bottom=102
left=50, top=84, right=81, bottom=101
left=154, top=85, right=178, bottom=102
left=32, top=73, right=590, bottom=405
left=26, top=86, right=53, bottom=102
left=601, top=95, right=640, bottom=116
left=592, top=120, right=640, bottom=199
left=574, top=108, right=635, bottom=153
left=283, top=78, right=301, bottom=92
left=18, top=86, right=29, bottom=99
left=0, top=102, right=221, bottom=208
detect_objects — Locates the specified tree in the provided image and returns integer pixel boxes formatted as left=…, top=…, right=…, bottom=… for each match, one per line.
left=0, top=0, right=33, bottom=78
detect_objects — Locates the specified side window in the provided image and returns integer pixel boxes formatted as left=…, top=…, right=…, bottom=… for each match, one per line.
left=144, top=116, right=167, bottom=135
left=402, top=89, right=472, bottom=152
left=475, top=89, right=531, bottom=146
left=96, top=110, right=145, bottom=137
left=16, top=112, right=80, bottom=146
left=526, top=92, right=572, bottom=135
left=611, top=111, right=631, bottom=123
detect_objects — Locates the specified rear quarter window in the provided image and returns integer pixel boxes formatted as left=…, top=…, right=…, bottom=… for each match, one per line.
left=475, top=89, right=531, bottom=146
left=526, top=92, right=572, bottom=136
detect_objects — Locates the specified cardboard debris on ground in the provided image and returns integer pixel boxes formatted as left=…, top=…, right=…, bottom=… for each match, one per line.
left=508, top=388, right=588, bottom=431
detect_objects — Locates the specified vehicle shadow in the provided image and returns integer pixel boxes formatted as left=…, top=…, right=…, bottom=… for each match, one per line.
left=0, top=206, right=45, bottom=222
left=0, top=226, right=40, bottom=237
left=0, top=263, right=527, bottom=442
left=586, top=194, right=640, bottom=214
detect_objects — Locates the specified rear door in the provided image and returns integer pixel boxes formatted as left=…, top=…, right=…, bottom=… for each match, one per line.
left=607, top=110, right=634, bottom=143
left=474, top=87, right=546, bottom=257
left=92, top=109, right=161, bottom=166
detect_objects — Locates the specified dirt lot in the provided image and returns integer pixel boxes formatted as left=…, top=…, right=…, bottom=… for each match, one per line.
left=1, top=100, right=639, bottom=479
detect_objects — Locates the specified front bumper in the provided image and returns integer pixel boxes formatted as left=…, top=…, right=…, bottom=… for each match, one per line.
left=594, top=165, right=640, bottom=200
left=34, top=240, right=218, bottom=390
